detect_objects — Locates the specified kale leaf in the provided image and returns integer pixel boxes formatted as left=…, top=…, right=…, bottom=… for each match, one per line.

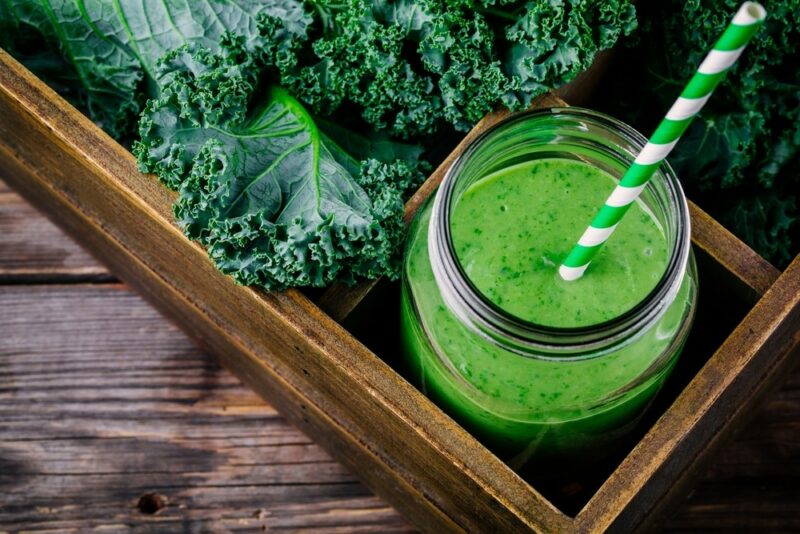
left=2, top=0, right=637, bottom=142
left=278, top=0, right=637, bottom=137
left=135, top=41, right=415, bottom=289
left=0, top=0, right=310, bottom=140
left=500, top=0, right=637, bottom=110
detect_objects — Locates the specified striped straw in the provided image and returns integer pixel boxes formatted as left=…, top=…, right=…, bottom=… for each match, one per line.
left=559, top=2, right=767, bottom=282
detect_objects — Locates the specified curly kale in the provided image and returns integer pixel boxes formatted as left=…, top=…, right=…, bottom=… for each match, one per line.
left=0, top=0, right=311, bottom=140
left=135, top=41, right=420, bottom=289
left=418, top=2, right=508, bottom=131
left=499, top=0, right=637, bottom=109
left=278, top=0, right=442, bottom=139
left=1, top=0, right=638, bottom=289
left=278, top=0, right=637, bottom=137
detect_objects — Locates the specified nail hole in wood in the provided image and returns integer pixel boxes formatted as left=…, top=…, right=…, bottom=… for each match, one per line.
left=137, top=493, right=168, bottom=515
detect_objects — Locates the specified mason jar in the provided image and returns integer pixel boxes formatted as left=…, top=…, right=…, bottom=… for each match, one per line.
left=400, top=108, right=698, bottom=470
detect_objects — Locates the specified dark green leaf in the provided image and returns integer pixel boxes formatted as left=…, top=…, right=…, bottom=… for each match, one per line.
left=136, top=44, right=408, bottom=289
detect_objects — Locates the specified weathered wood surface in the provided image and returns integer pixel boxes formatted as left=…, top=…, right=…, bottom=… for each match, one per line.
left=0, top=283, right=412, bottom=532
left=1, top=181, right=800, bottom=532
left=0, top=176, right=111, bottom=282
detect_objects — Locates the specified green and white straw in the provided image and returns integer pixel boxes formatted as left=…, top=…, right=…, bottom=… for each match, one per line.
left=559, top=1, right=767, bottom=282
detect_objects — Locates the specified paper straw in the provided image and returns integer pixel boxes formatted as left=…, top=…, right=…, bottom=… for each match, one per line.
left=559, top=2, right=767, bottom=282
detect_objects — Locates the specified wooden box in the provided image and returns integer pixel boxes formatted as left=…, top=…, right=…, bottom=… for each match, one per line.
left=1, top=48, right=798, bottom=532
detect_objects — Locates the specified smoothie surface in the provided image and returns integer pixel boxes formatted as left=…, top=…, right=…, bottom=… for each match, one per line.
left=451, top=158, right=668, bottom=328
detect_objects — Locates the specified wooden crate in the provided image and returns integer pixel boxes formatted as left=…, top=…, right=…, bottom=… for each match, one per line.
left=1, top=48, right=798, bottom=532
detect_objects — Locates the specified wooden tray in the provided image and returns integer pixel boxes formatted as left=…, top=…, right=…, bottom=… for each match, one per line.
left=1, top=48, right=798, bottom=532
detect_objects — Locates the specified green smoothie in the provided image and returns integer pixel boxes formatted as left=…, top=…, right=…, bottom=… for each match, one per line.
left=452, top=158, right=667, bottom=328
left=401, top=157, right=695, bottom=466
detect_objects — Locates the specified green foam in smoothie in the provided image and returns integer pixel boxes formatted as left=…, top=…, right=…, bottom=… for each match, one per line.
left=451, top=158, right=668, bottom=328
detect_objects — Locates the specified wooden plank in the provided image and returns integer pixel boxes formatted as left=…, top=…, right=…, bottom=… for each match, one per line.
left=0, top=179, right=111, bottom=282
left=0, top=49, right=571, bottom=533
left=688, top=201, right=780, bottom=304
left=665, top=371, right=800, bottom=531
left=0, top=284, right=411, bottom=533
left=575, top=253, right=800, bottom=532
left=670, top=486, right=800, bottom=532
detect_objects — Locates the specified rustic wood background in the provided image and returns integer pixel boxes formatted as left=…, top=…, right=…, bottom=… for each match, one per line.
left=1, top=178, right=798, bottom=532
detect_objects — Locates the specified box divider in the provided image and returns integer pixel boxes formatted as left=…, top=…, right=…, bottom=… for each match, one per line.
left=576, top=254, right=800, bottom=532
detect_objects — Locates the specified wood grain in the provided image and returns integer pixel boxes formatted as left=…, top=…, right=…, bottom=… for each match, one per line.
left=2, top=283, right=799, bottom=532
left=688, top=201, right=780, bottom=304
left=0, top=179, right=110, bottom=282
left=666, top=370, right=800, bottom=532
left=0, top=284, right=411, bottom=533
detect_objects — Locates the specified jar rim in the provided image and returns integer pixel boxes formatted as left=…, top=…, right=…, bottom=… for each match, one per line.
left=429, top=107, right=692, bottom=357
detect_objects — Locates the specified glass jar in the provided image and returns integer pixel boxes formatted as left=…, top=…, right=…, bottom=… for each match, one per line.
left=400, top=108, right=697, bottom=470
